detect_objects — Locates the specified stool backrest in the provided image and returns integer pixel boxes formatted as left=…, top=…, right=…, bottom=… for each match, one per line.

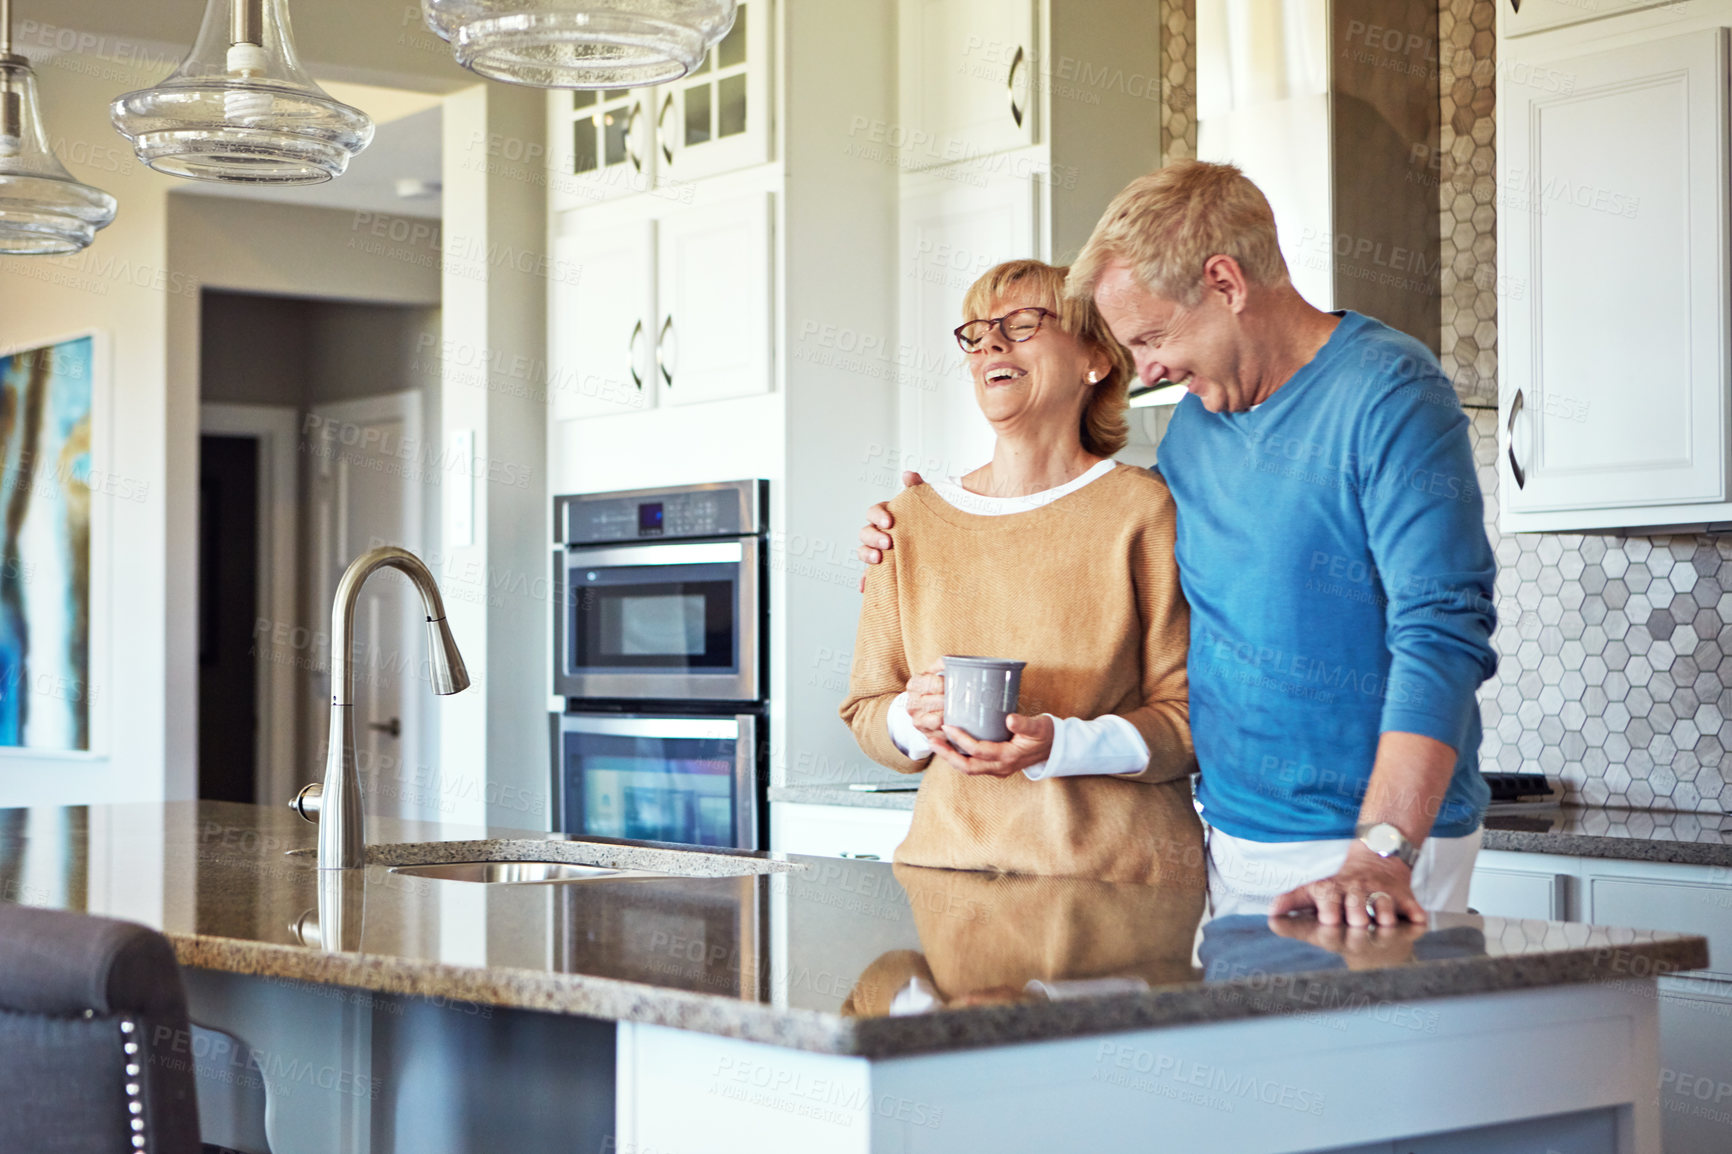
left=0, top=903, right=201, bottom=1154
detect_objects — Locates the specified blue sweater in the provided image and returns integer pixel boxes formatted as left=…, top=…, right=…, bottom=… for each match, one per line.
left=1158, top=312, right=1497, bottom=842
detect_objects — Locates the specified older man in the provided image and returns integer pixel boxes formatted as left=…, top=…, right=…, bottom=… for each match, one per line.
left=857, top=161, right=1496, bottom=927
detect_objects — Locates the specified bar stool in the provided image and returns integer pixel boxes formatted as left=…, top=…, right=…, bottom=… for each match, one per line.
left=0, top=903, right=202, bottom=1154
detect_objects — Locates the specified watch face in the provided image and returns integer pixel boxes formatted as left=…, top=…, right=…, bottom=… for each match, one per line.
left=1365, top=824, right=1401, bottom=855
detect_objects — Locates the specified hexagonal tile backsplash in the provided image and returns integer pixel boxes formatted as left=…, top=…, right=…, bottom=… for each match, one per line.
left=1471, top=410, right=1732, bottom=813
left=1158, top=0, right=1726, bottom=813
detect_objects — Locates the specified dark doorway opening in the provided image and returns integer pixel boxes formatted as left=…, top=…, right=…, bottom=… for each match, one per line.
left=198, top=435, right=259, bottom=804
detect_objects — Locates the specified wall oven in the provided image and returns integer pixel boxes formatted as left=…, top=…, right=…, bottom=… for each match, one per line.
left=551, top=480, right=768, bottom=851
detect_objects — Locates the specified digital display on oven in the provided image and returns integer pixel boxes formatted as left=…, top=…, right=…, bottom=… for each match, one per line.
left=638, top=502, right=664, bottom=534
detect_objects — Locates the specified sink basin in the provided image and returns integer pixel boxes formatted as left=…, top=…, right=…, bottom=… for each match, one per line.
left=389, top=861, right=676, bottom=885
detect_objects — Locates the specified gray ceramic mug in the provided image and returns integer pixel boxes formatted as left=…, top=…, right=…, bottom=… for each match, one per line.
left=942, top=656, right=1026, bottom=742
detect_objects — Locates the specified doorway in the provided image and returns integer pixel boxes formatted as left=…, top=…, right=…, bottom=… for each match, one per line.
left=197, top=436, right=258, bottom=804
left=196, top=289, right=441, bottom=815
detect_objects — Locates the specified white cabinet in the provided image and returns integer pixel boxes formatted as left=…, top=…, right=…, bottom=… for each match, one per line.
left=546, top=2, right=769, bottom=210
left=898, top=164, right=1039, bottom=477
left=1471, top=847, right=1732, bottom=1154
left=1501, top=0, right=1691, bottom=38
left=1468, top=863, right=1570, bottom=921
left=549, top=87, right=657, bottom=210
left=655, top=192, right=774, bottom=406
left=771, top=801, right=913, bottom=861
left=654, top=1, right=772, bottom=184
left=1471, top=850, right=1732, bottom=978
left=550, top=222, right=655, bottom=419
left=1655, top=981, right=1732, bottom=1154
left=898, top=0, right=1037, bottom=171
left=1584, top=867, right=1732, bottom=981
left=1497, top=26, right=1732, bottom=531
left=549, top=192, right=773, bottom=417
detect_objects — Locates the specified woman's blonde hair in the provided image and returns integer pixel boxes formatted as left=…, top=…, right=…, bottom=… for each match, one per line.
left=961, top=259, right=1133, bottom=457
left=1067, top=160, right=1290, bottom=307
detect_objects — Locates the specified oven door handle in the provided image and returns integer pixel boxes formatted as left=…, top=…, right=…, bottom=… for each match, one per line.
left=566, top=541, right=743, bottom=567
left=560, top=715, right=742, bottom=740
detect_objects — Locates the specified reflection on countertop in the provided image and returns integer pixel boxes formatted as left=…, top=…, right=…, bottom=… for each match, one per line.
left=0, top=801, right=1707, bottom=1057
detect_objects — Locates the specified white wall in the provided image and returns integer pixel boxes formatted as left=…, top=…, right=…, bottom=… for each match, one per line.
left=0, top=53, right=172, bottom=805
left=439, top=84, right=551, bottom=832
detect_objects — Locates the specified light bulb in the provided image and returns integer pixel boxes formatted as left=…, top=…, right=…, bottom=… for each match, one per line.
left=0, top=86, right=20, bottom=159
left=223, top=42, right=273, bottom=120
left=111, top=0, right=372, bottom=184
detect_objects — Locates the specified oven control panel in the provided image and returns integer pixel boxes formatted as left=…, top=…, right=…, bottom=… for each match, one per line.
left=558, top=480, right=764, bottom=544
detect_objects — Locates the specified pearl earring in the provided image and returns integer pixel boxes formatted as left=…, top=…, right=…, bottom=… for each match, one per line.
left=1087, top=371, right=1099, bottom=383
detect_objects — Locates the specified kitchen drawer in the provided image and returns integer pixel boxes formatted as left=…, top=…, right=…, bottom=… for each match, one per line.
left=1586, top=871, right=1732, bottom=980
left=1468, top=865, right=1571, bottom=921
left=771, top=801, right=912, bottom=861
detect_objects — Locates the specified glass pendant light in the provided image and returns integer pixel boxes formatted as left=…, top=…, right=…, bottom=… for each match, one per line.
left=111, top=0, right=373, bottom=184
left=0, top=0, right=118, bottom=254
left=423, top=0, right=738, bottom=88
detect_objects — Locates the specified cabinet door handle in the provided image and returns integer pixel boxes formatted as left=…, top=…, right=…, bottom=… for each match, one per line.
left=1507, top=388, right=1527, bottom=489
left=657, top=316, right=676, bottom=387
left=658, top=93, right=676, bottom=165
left=628, top=318, right=645, bottom=390
left=1007, top=44, right=1026, bottom=128
left=625, top=100, right=644, bottom=173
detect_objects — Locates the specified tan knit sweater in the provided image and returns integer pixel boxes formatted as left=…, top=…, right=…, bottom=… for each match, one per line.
left=839, top=465, right=1204, bottom=887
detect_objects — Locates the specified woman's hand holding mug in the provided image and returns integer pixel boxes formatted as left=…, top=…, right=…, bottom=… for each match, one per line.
left=904, top=661, right=948, bottom=746
left=939, top=714, right=1055, bottom=778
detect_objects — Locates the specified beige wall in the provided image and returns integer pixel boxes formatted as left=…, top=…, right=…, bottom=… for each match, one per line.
left=0, top=54, right=173, bottom=805
left=200, top=293, right=441, bottom=407
left=0, top=51, right=445, bottom=810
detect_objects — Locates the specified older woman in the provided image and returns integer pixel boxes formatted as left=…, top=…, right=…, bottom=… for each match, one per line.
left=839, top=259, right=1202, bottom=887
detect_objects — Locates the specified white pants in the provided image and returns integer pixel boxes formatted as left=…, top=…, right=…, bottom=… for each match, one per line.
left=1206, top=825, right=1484, bottom=919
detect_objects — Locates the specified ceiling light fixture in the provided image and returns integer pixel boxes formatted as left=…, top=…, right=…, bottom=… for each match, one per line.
left=110, top=0, right=373, bottom=185
left=0, top=0, right=117, bottom=254
left=422, top=0, right=738, bottom=88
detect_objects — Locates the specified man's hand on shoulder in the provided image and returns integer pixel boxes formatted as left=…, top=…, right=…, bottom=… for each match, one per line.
left=856, top=470, right=924, bottom=592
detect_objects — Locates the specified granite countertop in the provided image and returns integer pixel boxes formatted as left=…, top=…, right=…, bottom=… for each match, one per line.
left=769, top=783, right=919, bottom=810
left=774, top=785, right=1732, bottom=869
left=0, top=802, right=1706, bottom=1058
left=1482, top=804, right=1732, bottom=868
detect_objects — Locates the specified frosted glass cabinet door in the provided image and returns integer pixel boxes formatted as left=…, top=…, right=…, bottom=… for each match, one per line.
left=549, top=222, right=656, bottom=420
left=655, top=0, right=772, bottom=184
left=655, top=192, right=774, bottom=406
left=548, top=87, right=656, bottom=211
left=898, top=0, right=1037, bottom=171
left=1499, top=30, right=1728, bottom=521
left=899, top=168, right=1038, bottom=479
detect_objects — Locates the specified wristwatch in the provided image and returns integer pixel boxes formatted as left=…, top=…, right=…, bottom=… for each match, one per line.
left=1355, top=821, right=1419, bottom=869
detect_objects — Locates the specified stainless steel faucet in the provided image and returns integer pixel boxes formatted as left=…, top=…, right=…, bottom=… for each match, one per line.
left=291, top=546, right=470, bottom=869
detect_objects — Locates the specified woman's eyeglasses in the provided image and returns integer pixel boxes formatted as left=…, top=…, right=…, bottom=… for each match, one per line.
left=953, top=307, right=1055, bottom=353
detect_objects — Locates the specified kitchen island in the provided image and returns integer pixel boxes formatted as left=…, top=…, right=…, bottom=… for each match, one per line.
left=0, top=802, right=1707, bottom=1154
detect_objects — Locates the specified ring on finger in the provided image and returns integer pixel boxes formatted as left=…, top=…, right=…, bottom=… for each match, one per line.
left=1365, top=890, right=1392, bottom=919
